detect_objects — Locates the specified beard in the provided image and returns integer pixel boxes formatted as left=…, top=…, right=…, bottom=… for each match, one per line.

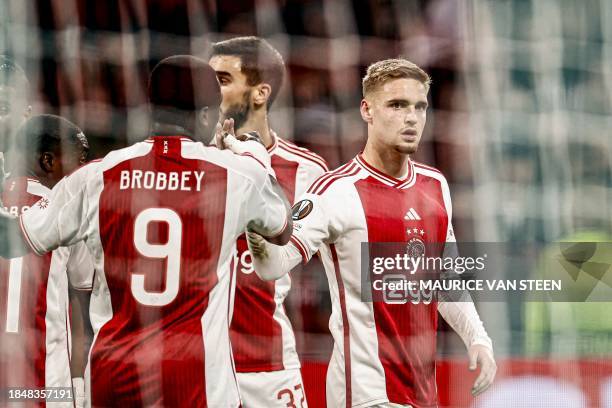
left=221, top=91, right=251, bottom=131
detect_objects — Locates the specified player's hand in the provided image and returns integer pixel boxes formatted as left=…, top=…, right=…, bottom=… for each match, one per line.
left=468, top=344, right=496, bottom=397
left=214, top=118, right=235, bottom=150
left=246, top=231, right=268, bottom=260
left=214, top=119, right=271, bottom=168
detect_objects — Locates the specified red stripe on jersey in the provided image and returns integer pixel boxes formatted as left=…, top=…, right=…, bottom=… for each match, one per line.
left=277, top=139, right=327, bottom=165
left=277, top=140, right=328, bottom=172
left=355, top=176, right=447, bottom=406
left=230, top=153, right=299, bottom=372
left=316, top=167, right=360, bottom=196
left=271, top=154, right=298, bottom=203
left=307, top=162, right=355, bottom=195
left=290, top=236, right=309, bottom=264
left=92, top=137, right=227, bottom=406
left=413, top=162, right=442, bottom=175
left=330, top=244, right=351, bottom=408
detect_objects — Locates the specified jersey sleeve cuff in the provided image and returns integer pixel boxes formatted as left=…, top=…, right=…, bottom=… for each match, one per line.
left=290, top=235, right=310, bottom=264
left=266, top=213, right=289, bottom=239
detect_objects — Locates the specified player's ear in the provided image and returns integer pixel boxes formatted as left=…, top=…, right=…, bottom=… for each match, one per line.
left=253, top=83, right=271, bottom=108
left=197, top=106, right=210, bottom=129
left=39, top=151, right=55, bottom=173
left=360, top=99, right=373, bottom=123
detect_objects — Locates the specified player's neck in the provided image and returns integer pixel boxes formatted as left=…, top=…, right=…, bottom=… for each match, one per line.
left=236, top=113, right=274, bottom=149
left=150, top=123, right=193, bottom=139
left=362, top=142, right=410, bottom=179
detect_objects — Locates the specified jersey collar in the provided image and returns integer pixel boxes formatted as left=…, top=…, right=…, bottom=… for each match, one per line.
left=267, top=130, right=279, bottom=153
left=355, top=154, right=415, bottom=189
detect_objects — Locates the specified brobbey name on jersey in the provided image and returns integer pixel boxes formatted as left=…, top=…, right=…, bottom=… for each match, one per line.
left=119, top=170, right=205, bottom=192
left=3, top=204, right=30, bottom=216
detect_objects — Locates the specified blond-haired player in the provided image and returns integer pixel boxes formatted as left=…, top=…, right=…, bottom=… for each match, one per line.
left=245, top=58, right=497, bottom=408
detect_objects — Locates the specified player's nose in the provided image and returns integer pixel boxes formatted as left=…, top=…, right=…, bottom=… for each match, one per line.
left=404, top=106, right=417, bottom=125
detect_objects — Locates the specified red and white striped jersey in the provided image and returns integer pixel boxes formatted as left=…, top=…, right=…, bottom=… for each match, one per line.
left=18, top=136, right=289, bottom=408
left=230, top=132, right=328, bottom=372
left=289, top=154, right=454, bottom=408
left=0, top=176, right=92, bottom=407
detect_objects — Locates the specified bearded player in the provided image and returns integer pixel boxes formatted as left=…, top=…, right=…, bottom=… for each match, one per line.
left=244, top=59, right=497, bottom=407
left=0, top=114, right=92, bottom=407
left=210, top=37, right=327, bottom=407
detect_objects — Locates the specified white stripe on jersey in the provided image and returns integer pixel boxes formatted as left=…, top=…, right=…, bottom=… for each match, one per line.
left=201, top=258, right=241, bottom=407
left=44, top=248, right=72, bottom=393
left=317, top=179, right=389, bottom=407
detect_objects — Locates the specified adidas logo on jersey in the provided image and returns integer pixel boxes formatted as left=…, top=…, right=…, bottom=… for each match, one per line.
left=404, top=208, right=421, bottom=221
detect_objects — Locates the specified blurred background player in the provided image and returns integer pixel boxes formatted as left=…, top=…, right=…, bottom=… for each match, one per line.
left=0, top=55, right=292, bottom=407
left=209, top=36, right=327, bottom=407
left=0, top=56, right=32, bottom=186
left=246, top=58, right=497, bottom=407
left=0, top=114, right=92, bottom=407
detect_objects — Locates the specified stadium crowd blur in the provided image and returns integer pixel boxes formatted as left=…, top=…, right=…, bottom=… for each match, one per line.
left=3, top=0, right=612, bottom=405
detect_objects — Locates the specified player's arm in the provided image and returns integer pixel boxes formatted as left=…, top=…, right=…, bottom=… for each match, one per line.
left=246, top=231, right=303, bottom=280
left=438, top=301, right=496, bottom=396
left=16, top=166, right=90, bottom=257
left=246, top=174, right=293, bottom=245
left=438, top=175, right=496, bottom=396
left=69, top=287, right=93, bottom=376
left=69, top=287, right=92, bottom=408
left=249, top=192, right=332, bottom=281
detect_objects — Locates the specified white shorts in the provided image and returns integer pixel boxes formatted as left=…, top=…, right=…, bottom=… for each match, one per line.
left=237, top=368, right=308, bottom=408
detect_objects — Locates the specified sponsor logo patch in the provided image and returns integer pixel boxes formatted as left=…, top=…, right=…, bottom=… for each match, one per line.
left=292, top=199, right=314, bottom=220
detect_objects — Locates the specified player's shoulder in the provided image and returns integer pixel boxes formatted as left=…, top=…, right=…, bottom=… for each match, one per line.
left=412, top=160, right=448, bottom=185
left=274, top=136, right=329, bottom=172
left=183, top=141, right=271, bottom=183
left=306, top=159, right=363, bottom=196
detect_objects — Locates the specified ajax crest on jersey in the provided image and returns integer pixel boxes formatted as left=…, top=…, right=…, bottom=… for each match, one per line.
left=406, top=227, right=426, bottom=258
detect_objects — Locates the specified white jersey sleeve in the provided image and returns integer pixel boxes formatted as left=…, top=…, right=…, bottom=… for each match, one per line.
left=66, top=241, right=94, bottom=290
left=242, top=170, right=290, bottom=238
left=20, top=164, right=94, bottom=255
left=289, top=192, right=334, bottom=263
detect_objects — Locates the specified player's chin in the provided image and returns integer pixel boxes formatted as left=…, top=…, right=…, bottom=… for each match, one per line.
left=395, top=143, right=418, bottom=155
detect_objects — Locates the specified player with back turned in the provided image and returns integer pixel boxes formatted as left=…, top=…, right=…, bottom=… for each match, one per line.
left=0, top=114, right=92, bottom=407
left=0, top=55, right=292, bottom=407
left=209, top=36, right=327, bottom=407
left=244, top=59, right=497, bottom=408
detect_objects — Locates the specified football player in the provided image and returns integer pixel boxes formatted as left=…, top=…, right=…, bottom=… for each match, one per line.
left=210, top=36, right=327, bottom=407
left=244, top=59, right=497, bottom=408
left=0, top=55, right=292, bottom=407
left=0, top=114, right=92, bottom=407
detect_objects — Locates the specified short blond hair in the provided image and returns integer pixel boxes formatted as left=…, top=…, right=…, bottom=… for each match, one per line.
left=362, top=58, right=431, bottom=96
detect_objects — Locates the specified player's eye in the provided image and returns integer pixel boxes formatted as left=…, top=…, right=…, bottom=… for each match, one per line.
left=416, top=103, right=428, bottom=111
left=218, top=77, right=230, bottom=85
left=390, top=102, right=403, bottom=109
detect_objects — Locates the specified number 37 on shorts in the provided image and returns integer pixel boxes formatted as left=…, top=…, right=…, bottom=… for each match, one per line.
left=236, top=369, right=308, bottom=408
